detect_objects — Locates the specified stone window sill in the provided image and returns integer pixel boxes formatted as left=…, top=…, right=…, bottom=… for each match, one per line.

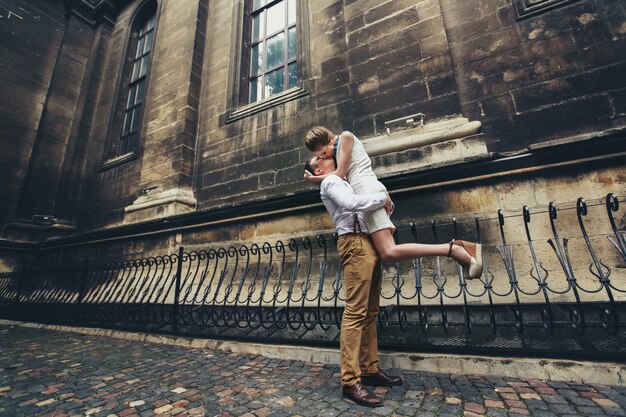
left=226, top=87, right=308, bottom=123
left=98, top=151, right=137, bottom=172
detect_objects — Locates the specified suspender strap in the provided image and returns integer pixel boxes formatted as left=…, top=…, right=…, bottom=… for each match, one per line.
left=353, top=213, right=362, bottom=234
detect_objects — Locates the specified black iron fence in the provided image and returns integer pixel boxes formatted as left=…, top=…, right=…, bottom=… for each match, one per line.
left=1, top=194, right=625, bottom=360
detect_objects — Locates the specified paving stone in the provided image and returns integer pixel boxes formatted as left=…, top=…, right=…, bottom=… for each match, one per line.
left=531, top=411, right=558, bottom=417
left=593, top=398, right=622, bottom=408
left=568, top=395, right=596, bottom=406
left=464, top=402, right=485, bottom=414
left=484, top=400, right=505, bottom=409
left=0, top=324, right=624, bottom=417
left=577, top=405, right=608, bottom=415
left=605, top=407, right=625, bottom=416
left=524, top=399, right=549, bottom=410
left=486, top=408, right=508, bottom=417
left=547, top=402, right=578, bottom=413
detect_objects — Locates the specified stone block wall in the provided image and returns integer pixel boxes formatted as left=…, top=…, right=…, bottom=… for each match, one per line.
left=442, top=0, right=626, bottom=150
left=195, top=0, right=464, bottom=211
left=0, top=0, right=66, bottom=228
left=0, top=0, right=624, bottom=290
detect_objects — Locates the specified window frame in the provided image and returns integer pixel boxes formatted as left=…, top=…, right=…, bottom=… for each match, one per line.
left=100, top=0, right=160, bottom=171
left=512, top=0, right=581, bottom=20
left=247, top=0, right=298, bottom=103
left=226, top=0, right=309, bottom=123
left=118, top=13, right=156, bottom=156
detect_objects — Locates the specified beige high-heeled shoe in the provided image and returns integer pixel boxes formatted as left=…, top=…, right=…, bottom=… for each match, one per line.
left=448, top=239, right=483, bottom=279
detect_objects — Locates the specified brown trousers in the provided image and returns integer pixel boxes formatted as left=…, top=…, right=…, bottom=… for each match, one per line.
left=337, top=233, right=382, bottom=387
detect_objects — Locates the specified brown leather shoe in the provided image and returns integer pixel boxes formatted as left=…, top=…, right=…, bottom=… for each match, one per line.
left=342, top=383, right=383, bottom=407
left=361, top=369, right=403, bottom=387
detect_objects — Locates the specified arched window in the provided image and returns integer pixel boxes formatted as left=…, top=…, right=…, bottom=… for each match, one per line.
left=118, top=2, right=156, bottom=156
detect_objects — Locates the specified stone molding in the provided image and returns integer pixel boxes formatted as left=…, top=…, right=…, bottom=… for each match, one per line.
left=0, top=219, right=77, bottom=242
left=124, top=187, right=197, bottom=214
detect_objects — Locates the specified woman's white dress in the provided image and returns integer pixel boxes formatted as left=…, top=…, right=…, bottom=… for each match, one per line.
left=341, top=133, right=395, bottom=234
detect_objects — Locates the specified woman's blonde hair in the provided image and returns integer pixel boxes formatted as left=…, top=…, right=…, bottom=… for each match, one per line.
left=304, top=126, right=333, bottom=152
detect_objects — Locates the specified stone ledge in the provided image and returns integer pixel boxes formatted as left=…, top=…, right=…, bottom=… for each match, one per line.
left=3, top=319, right=623, bottom=387
left=98, top=151, right=137, bottom=172
left=363, top=117, right=483, bottom=157
left=124, top=187, right=197, bottom=224
left=0, top=219, right=77, bottom=242
left=125, top=188, right=197, bottom=214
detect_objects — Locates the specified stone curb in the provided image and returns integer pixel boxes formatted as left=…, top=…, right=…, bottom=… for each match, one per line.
left=2, top=319, right=624, bottom=386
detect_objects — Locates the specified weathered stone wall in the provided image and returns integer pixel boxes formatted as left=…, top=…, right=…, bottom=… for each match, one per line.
left=79, top=3, right=150, bottom=228
left=1, top=0, right=625, bottom=287
left=196, top=0, right=464, bottom=211
left=442, top=0, right=626, bottom=150
left=0, top=0, right=66, bottom=227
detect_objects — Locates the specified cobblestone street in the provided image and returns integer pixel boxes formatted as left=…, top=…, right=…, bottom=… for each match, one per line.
left=1, top=324, right=625, bottom=417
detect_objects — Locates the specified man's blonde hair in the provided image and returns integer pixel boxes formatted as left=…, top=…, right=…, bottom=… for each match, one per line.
left=304, top=126, right=333, bottom=152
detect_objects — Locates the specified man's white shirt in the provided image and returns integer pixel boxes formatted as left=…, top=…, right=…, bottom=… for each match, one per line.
left=319, top=174, right=387, bottom=236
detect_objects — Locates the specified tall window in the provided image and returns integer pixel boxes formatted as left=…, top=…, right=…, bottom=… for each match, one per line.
left=248, top=0, right=297, bottom=103
left=119, top=11, right=156, bottom=155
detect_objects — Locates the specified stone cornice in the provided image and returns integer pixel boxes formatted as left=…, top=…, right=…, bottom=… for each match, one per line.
left=65, top=0, right=133, bottom=26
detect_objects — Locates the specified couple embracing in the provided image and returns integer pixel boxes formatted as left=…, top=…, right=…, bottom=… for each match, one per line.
left=303, top=126, right=482, bottom=407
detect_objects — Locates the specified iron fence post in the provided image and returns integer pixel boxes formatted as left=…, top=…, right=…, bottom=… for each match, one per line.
left=173, top=246, right=184, bottom=334
left=13, top=271, right=23, bottom=320
left=76, top=261, right=89, bottom=324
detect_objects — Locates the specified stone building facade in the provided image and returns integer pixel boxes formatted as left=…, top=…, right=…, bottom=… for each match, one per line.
left=0, top=0, right=625, bottom=286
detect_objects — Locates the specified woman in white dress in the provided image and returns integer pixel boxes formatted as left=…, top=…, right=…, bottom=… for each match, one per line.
left=304, top=126, right=482, bottom=278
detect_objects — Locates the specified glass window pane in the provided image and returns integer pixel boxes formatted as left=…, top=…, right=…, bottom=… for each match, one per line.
left=135, top=37, right=145, bottom=59
left=253, top=0, right=267, bottom=12
left=266, top=1, right=285, bottom=36
left=252, top=11, right=264, bottom=42
left=130, top=109, right=140, bottom=133
left=126, top=85, right=137, bottom=109
left=288, top=0, right=296, bottom=25
left=131, top=61, right=140, bottom=82
left=250, top=43, right=263, bottom=75
left=127, top=132, right=138, bottom=152
left=288, top=27, right=296, bottom=60
left=139, top=56, right=149, bottom=78
left=122, top=112, right=132, bottom=135
left=135, top=80, right=145, bottom=105
left=288, top=62, right=297, bottom=89
left=119, top=136, right=128, bottom=155
left=146, top=15, right=155, bottom=31
left=266, top=32, right=285, bottom=69
left=250, top=77, right=262, bottom=103
left=143, top=31, right=154, bottom=54
left=265, top=68, right=284, bottom=97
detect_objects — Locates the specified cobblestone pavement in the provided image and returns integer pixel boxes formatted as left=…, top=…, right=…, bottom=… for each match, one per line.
left=1, top=325, right=625, bottom=417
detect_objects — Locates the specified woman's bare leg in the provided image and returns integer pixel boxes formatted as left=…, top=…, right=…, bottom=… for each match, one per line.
left=369, top=228, right=473, bottom=266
